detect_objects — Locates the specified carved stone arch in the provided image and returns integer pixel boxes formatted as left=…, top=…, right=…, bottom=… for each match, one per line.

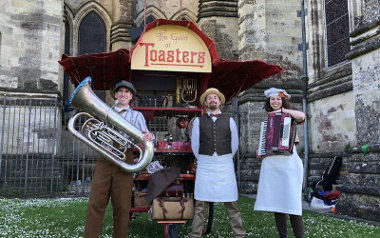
left=63, top=4, right=74, bottom=24
left=71, top=2, right=112, bottom=55
left=63, top=4, right=74, bottom=55
left=171, top=8, right=197, bottom=22
left=61, top=4, right=74, bottom=103
left=135, top=6, right=167, bottom=26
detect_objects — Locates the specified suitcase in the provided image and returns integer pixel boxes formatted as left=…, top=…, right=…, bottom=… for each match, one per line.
left=152, top=197, right=194, bottom=220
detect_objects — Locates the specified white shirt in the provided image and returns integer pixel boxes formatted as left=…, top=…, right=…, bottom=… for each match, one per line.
left=115, top=106, right=149, bottom=132
left=191, top=112, right=239, bottom=202
left=114, top=106, right=151, bottom=147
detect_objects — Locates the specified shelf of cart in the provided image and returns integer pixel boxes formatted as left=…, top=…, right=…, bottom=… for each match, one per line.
left=154, top=148, right=193, bottom=153
left=133, top=148, right=193, bottom=154
left=130, top=207, right=150, bottom=213
left=133, top=107, right=202, bottom=116
left=178, top=173, right=195, bottom=180
left=157, top=220, right=187, bottom=224
left=135, top=172, right=150, bottom=180
left=135, top=173, right=195, bottom=181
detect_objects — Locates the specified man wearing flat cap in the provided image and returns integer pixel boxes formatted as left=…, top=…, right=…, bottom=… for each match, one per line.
left=84, top=80, right=153, bottom=238
left=189, top=88, right=245, bottom=238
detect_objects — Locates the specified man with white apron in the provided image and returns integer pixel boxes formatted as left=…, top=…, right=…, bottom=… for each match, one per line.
left=188, top=88, right=245, bottom=238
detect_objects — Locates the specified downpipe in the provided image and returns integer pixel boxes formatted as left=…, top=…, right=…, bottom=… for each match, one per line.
left=300, top=0, right=310, bottom=190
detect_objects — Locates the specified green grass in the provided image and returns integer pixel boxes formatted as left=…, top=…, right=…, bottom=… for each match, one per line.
left=0, top=196, right=379, bottom=238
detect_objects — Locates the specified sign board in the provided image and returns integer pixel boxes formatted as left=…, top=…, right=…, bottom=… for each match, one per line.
left=131, top=25, right=212, bottom=73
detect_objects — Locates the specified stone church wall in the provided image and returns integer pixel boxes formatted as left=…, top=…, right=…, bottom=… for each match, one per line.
left=304, top=0, right=380, bottom=221
left=0, top=0, right=63, bottom=92
left=308, top=92, right=357, bottom=152
left=236, top=0, right=305, bottom=194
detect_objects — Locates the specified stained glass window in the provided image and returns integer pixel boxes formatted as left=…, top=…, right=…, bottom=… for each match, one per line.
left=79, top=11, right=106, bottom=55
left=325, top=0, right=349, bottom=67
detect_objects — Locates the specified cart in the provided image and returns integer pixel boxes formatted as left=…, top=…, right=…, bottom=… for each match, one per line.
left=59, top=19, right=282, bottom=238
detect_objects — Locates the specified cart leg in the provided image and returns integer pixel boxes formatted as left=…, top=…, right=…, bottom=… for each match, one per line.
left=164, top=224, right=169, bottom=238
left=164, top=224, right=179, bottom=238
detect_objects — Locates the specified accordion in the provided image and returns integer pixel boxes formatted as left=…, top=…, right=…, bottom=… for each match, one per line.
left=258, top=112, right=297, bottom=156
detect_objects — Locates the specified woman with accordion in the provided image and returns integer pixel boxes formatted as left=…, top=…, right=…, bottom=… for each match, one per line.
left=254, top=88, right=305, bottom=238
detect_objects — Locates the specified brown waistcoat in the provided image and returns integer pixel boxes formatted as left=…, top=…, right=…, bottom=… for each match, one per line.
left=199, top=114, right=232, bottom=156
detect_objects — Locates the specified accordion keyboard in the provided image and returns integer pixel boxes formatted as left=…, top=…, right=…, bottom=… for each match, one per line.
left=258, top=121, right=267, bottom=155
left=281, top=117, right=292, bottom=147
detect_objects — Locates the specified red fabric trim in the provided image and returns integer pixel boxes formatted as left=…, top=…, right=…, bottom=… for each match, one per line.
left=58, top=19, right=283, bottom=102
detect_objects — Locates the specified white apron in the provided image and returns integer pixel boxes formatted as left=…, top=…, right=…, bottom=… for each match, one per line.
left=194, top=152, right=238, bottom=202
left=191, top=116, right=239, bottom=202
left=254, top=147, right=303, bottom=215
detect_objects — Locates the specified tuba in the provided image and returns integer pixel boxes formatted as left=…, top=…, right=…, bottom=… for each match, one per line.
left=66, top=77, right=154, bottom=173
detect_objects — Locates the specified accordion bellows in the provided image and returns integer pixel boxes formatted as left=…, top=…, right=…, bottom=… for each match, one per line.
left=258, top=112, right=297, bottom=156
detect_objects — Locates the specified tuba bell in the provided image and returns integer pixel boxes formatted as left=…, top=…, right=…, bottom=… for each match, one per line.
left=65, top=77, right=154, bottom=173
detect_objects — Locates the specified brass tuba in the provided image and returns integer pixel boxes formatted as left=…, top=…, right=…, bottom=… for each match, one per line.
left=66, top=77, right=154, bottom=173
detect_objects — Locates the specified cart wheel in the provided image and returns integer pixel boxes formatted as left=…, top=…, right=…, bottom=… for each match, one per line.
left=168, top=224, right=178, bottom=238
left=203, top=202, right=214, bottom=234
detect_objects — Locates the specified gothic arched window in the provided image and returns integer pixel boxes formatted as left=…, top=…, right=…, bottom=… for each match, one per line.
left=78, top=11, right=106, bottom=100
left=325, top=0, right=349, bottom=67
left=79, top=11, right=106, bottom=55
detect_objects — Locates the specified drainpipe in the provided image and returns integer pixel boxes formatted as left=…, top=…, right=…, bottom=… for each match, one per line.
left=232, top=98, right=241, bottom=189
left=299, top=0, right=310, bottom=189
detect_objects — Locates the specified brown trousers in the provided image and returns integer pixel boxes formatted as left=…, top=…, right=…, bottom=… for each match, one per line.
left=83, top=149, right=133, bottom=238
left=189, top=200, right=245, bottom=238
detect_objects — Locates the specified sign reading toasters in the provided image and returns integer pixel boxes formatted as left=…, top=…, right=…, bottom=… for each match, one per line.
left=131, top=25, right=212, bottom=73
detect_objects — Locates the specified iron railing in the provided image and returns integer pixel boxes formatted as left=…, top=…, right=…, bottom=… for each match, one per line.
left=0, top=93, right=97, bottom=197
left=0, top=93, right=177, bottom=197
left=0, top=93, right=236, bottom=197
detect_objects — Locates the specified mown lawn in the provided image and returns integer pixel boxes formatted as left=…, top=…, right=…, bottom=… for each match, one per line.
left=0, top=196, right=379, bottom=238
